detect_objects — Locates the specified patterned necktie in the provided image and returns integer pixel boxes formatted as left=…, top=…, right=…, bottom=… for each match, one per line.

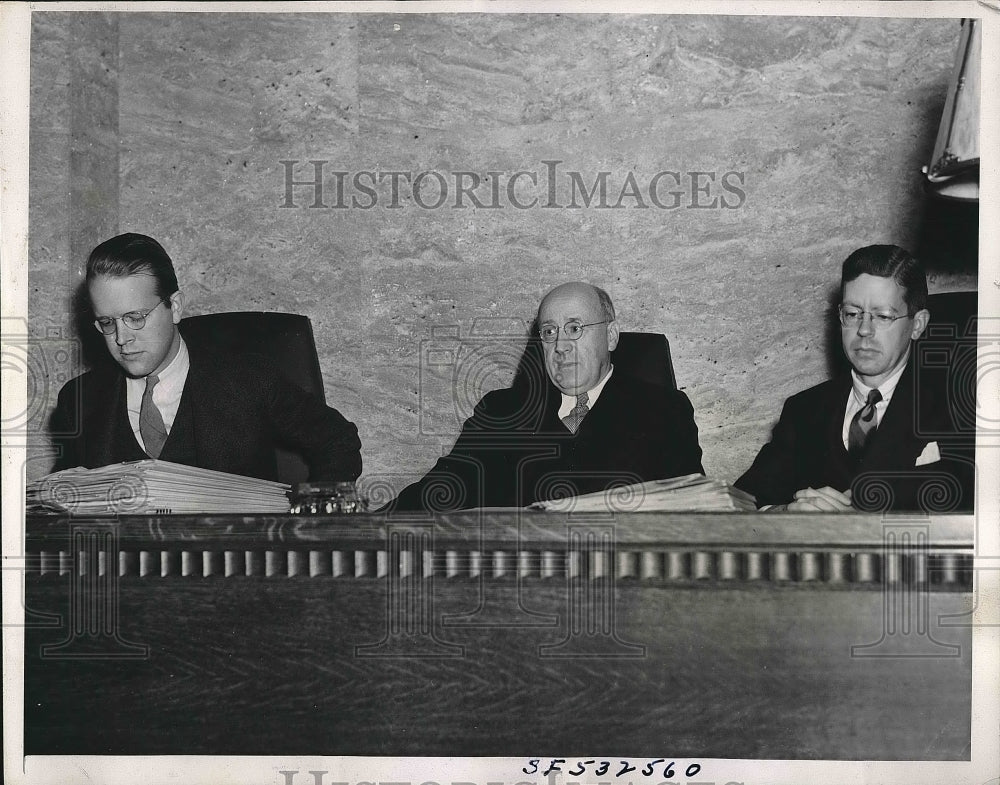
left=139, top=373, right=168, bottom=458
left=561, top=392, right=590, bottom=434
left=848, top=388, right=882, bottom=457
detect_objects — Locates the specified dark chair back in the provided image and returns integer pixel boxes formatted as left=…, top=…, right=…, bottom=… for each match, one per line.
left=926, top=290, right=977, bottom=337
left=612, top=332, right=677, bottom=389
left=178, top=312, right=325, bottom=484
left=915, top=290, right=978, bottom=436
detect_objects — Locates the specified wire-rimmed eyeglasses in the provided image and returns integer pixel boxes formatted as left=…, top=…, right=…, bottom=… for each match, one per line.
left=538, top=320, right=608, bottom=343
left=93, top=300, right=169, bottom=335
left=838, top=305, right=911, bottom=330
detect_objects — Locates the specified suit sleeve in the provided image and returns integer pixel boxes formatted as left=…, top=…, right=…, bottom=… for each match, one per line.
left=49, top=378, right=83, bottom=473
left=383, top=390, right=512, bottom=512
left=661, top=389, right=705, bottom=478
left=734, top=397, right=803, bottom=508
left=258, top=359, right=362, bottom=482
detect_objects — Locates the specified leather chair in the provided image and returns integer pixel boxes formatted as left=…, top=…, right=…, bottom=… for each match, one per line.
left=178, top=312, right=324, bottom=484
left=926, top=290, right=977, bottom=337
left=915, top=290, right=978, bottom=436
left=612, top=331, right=677, bottom=389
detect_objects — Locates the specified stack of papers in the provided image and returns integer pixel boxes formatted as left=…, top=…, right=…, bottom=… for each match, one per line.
left=27, top=460, right=291, bottom=514
left=530, top=473, right=757, bottom=513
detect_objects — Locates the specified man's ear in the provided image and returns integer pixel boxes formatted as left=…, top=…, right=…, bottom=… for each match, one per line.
left=910, top=308, right=930, bottom=340
left=168, top=290, right=185, bottom=325
left=606, top=319, right=620, bottom=352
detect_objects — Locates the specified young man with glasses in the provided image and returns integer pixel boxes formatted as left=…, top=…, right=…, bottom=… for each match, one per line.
left=50, top=233, right=362, bottom=482
left=387, top=281, right=704, bottom=510
left=735, top=245, right=974, bottom=512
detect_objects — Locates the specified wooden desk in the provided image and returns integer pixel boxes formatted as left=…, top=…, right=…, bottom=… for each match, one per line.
left=23, top=511, right=973, bottom=759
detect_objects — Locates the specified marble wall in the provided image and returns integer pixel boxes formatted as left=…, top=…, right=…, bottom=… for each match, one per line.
left=27, top=12, right=973, bottom=491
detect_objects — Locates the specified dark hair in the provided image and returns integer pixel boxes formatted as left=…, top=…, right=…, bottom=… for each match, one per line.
left=86, top=233, right=179, bottom=299
left=840, top=244, right=927, bottom=315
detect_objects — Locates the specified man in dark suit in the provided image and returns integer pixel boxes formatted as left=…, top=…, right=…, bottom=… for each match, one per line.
left=51, top=233, right=362, bottom=482
left=735, top=245, right=974, bottom=512
left=388, top=282, right=704, bottom=510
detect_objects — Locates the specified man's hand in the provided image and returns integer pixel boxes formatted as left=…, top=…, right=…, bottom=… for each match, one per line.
left=786, top=486, right=854, bottom=512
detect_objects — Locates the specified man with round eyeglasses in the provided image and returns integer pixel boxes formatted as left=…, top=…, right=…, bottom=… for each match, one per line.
left=387, top=281, right=704, bottom=511
left=51, top=233, right=362, bottom=482
left=735, top=244, right=974, bottom=512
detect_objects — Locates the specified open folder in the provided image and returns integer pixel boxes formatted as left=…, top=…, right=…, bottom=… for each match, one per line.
left=27, top=460, right=291, bottom=515
left=530, top=473, right=757, bottom=513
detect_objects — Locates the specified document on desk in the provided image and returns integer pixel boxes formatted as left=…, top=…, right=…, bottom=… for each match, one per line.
left=530, top=473, right=757, bottom=512
left=26, top=459, right=291, bottom=514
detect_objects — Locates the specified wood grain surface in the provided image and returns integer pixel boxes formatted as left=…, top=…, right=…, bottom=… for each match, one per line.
left=24, top=527, right=972, bottom=758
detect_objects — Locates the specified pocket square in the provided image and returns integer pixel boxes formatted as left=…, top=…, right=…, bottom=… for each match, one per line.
left=915, top=441, right=941, bottom=466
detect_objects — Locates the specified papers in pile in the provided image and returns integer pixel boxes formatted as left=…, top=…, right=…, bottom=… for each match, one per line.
left=530, top=473, right=757, bottom=513
left=27, top=460, right=291, bottom=514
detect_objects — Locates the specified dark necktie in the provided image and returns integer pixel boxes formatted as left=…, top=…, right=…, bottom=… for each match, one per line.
left=561, top=392, right=589, bottom=434
left=139, top=374, right=168, bottom=458
left=848, top=388, right=882, bottom=457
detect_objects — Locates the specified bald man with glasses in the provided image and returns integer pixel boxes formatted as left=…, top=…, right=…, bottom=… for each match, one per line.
left=387, top=282, right=704, bottom=511
left=50, top=233, right=362, bottom=482
left=735, top=245, right=974, bottom=512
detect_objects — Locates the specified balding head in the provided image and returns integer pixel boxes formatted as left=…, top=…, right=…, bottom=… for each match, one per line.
left=538, top=283, right=615, bottom=324
left=537, top=282, right=619, bottom=395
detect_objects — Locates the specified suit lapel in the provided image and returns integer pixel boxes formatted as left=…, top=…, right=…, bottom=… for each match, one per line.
left=170, top=345, right=205, bottom=463
left=859, top=359, right=921, bottom=472
left=819, top=375, right=850, bottom=450
left=90, top=371, right=146, bottom=463
left=575, top=372, right=621, bottom=435
left=819, top=375, right=856, bottom=485
left=537, top=381, right=568, bottom=434
left=157, top=378, right=194, bottom=463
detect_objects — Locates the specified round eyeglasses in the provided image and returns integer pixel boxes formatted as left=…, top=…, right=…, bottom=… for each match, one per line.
left=538, top=320, right=607, bottom=343
left=838, top=305, right=910, bottom=331
left=93, top=300, right=169, bottom=335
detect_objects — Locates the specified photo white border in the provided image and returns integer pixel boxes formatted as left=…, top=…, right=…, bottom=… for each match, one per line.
left=2, top=2, right=998, bottom=784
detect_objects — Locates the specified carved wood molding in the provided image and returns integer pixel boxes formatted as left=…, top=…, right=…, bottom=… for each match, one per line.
left=25, top=512, right=974, bottom=588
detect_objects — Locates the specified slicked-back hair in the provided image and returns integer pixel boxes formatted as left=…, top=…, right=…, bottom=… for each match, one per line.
left=841, top=244, right=927, bottom=315
left=86, top=233, right=179, bottom=300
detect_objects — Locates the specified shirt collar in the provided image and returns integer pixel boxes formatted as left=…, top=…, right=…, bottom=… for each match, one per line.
left=850, top=353, right=908, bottom=405
left=558, top=365, right=614, bottom=418
left=153, top=335, right=189, bottom=385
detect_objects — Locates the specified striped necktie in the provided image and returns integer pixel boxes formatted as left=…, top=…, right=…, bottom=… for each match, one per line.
left=561, top=392, right=589, bottom=434
left=848, top=388, right=882, bottom=457
left=139, top=373, right=168, bottom=458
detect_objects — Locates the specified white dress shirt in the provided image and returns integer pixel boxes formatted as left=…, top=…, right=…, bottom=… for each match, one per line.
left=557, top=366, right=614, bottom=420
left=841, top=355, right=908, bottom=450
left=126, top=338, right=191, bottom=452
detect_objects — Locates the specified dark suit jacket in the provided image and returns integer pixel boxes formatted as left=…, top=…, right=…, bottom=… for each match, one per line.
left=734, top=357, right=974, bottom=512
left=388, top=372, right=704, bottom=511
left=51, top=343, right=362, bottom=482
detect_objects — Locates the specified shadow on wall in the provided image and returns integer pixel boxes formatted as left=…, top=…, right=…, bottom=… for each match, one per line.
left=917, top=194, right=979, bottom=276
left=70, top=280, right=116, bottom=372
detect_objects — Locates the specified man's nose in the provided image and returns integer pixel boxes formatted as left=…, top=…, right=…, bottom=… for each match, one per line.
left=113, top=320, right=133, bottom=345
left=856, top=314, right=875, bottom=336
left=553, top=332, right=573, bottom=354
